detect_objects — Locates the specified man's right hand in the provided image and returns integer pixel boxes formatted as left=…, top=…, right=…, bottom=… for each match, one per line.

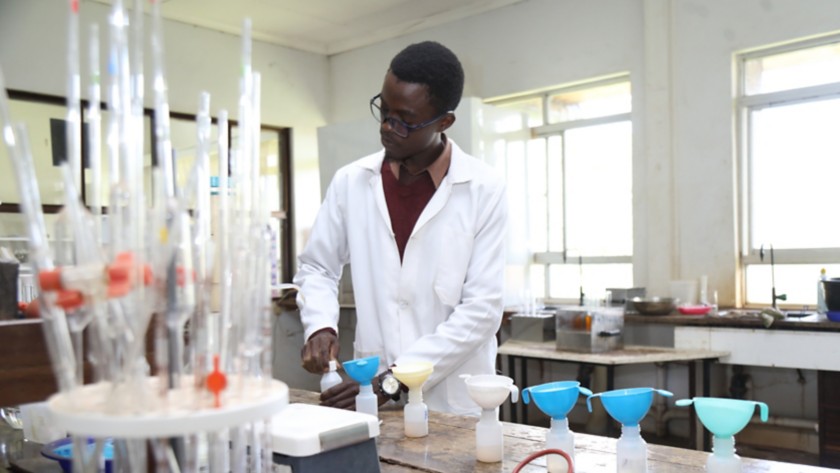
left=301, top=328, right=339, bottom=374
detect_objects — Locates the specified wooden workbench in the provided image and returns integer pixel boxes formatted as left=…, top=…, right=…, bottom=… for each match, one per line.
left=289, top=388, right=831, bottom=472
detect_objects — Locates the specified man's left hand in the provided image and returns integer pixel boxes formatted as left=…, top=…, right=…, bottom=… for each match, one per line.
left=320, top=380, right=360, bottom=410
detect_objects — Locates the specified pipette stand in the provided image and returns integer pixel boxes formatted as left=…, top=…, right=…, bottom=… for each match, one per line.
left=47, top=375, right=288, bottom=439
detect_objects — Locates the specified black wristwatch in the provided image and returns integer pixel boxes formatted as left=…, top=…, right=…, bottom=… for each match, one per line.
left=378, top=370, right=401, bottom=401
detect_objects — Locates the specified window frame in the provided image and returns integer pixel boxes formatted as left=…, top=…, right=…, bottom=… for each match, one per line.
left=736, top=35, right=840, bottom=306
left=486, top=75, right=634, bottom=302
left=2, top=89, right=295, bottom=282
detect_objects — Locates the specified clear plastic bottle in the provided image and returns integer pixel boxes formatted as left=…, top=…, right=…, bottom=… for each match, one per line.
left=546, top=417, right=574, bottom=473
left=706, top=435, right=741, bottom=473
left=404, top=390, right=429, bottom=437
left=320, top=360, right=342, bottom=393
left=818, top=268, right=828, bottom=315
left=355, top=383, right=378, bottom=417
left=616, top=425, right=647, bottom=473
left=475, top=408, right=503, bottom=462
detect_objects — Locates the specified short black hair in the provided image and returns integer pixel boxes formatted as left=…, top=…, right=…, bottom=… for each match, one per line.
left=389, top=41, right=464, bottom=115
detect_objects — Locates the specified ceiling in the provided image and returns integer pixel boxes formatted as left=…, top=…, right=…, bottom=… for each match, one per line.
left=89, top=0, right=525, bottom=56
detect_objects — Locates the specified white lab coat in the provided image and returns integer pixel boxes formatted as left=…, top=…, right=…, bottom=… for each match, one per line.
left=294, top=139, right=507, bottom=416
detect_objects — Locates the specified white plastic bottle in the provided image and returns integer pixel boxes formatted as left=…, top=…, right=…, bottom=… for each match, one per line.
left=404, top=389, right=429, bottom=437
left=706, top=436, right=741, bottom=473
left=546, top=417, right=574, bottom=473
left=475, top=408, right=503, bottom=462
left=817, top=268, right=828, bottom=314
left=616, top=425, right=647, bottom=473
left=320, top=360, right=342, bottom=393
left=355, top=383, right=378, bottom=417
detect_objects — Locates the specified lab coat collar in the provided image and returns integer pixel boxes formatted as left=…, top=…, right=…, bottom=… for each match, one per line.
left=360, top=138, right=472, bottom=239
left=357, top=138, right=472, bottom=185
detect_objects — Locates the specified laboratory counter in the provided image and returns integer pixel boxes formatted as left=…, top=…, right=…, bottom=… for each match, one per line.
left=286, top=388, right=829, bottom=472
left=0, top=388, right=834, bottom=472
left=624, top=312, right=840, bottom=332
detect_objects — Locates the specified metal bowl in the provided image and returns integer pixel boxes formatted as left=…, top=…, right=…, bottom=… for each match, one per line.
left=632, top=297, right=677, bottom=316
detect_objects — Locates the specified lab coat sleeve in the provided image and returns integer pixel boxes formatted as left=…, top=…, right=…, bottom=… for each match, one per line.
left=293, top=174, right=350, bottom=342
left=395, top=181, right=507, bottom=390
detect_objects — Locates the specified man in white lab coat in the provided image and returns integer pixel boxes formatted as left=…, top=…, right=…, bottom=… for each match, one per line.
left=295, top=41, right=507, bottom=416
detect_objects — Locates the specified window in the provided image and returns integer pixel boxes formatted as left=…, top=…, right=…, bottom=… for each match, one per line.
left=484, top=76, right=633, bottom=305
left=737, top=36, right=840, bottom=307
left=0, top=91, right=295, bottom=284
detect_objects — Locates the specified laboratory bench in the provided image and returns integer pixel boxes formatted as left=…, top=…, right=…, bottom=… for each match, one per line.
left=3, top=387, right=833, bottom=472
left=624, top=312, right=840, bottom=332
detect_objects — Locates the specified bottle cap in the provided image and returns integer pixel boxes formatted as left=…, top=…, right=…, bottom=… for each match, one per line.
left=329, top=360, right=337, bottom=372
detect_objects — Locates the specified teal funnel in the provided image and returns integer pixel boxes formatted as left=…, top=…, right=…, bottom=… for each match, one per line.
left=522, top=381, right=593, bottom=420
left=587, top=388, right=673, bottom=426
left=676, top=397, right=769, bottom=437
left=342, top=356, right=380, bottom=386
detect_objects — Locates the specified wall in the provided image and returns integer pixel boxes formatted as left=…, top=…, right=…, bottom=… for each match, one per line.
left=323, top=0, right=840, bottom=305
left=0, top=0, right=328, bottom=254
left=314, top=0, right=840, bottom=452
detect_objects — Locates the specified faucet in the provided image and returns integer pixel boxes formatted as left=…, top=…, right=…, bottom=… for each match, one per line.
left=759, top=244, right=787, bottom=309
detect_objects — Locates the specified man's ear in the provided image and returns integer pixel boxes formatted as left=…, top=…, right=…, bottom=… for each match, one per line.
left=438, top=112, right=456, bottom=132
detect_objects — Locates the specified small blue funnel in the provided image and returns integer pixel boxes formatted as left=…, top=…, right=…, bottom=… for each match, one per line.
left=342, top=356, right=380, bottom=386
left=587, top=387, right=673, bottom=426
left=522, top=381, right=593, bottom=420
left=676, top=397, right=769, bottom=438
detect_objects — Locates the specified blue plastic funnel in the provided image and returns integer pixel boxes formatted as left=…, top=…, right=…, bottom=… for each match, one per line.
left=587, top=387, right=673, bottom=426
left=342, top=356, right=380, bottom=386
left=676, top=397, right=769, bottom=438
left=522, top=381, right=593, bottom=420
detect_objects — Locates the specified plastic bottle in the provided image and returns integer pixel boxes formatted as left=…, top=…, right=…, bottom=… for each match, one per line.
left=615, top=425, right=647, bottom=473
left=320, top=360, right=342, bottom=393
left=404, top=389, right=429, bottom=437
left=706, top=435, right=741, bottom=473
left=546, top=417, right=574, bottom=473
left=475, top=407, right=503, bottom=462
left=355, top=383, right=378, bottom=417
left=817, top=268, right=828, bottom=315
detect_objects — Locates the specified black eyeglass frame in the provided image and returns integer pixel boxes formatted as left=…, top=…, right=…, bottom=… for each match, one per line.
left=369, top=93, right=451, bottom=138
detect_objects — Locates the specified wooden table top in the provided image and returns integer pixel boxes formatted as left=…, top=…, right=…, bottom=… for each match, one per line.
left=289, top=389, right=830, bottom=472
left=497, top=339, right=729, bottom=365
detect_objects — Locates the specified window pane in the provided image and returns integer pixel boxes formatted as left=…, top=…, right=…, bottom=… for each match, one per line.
left=547, top=136, right=564, bottom=252
left=85, top=111, right=153, bottom=207
left=745, top=263, right=840, bottom=307
left=744, top=41, right=840, bottom=95
left=564, top=121, right=633, bottom=256
left=527, top=139, right=547, bottom=252
left=493, top=97, right=544, bottom=127
left=548, top=81, right=631, bottom=123
left=504, top=140, right=529, bottom=264
left=749, top=99, right=840, bottom=249
left=548, top=263, right=633, bottom=301
left=0, top=99, right=80, bottom=206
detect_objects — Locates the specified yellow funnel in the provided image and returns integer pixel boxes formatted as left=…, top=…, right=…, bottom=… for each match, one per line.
left=392, top=362, right=434, bottom=390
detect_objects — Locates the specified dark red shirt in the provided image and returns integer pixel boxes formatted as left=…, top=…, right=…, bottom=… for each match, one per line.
left=381, top=160, right=437, bottom=262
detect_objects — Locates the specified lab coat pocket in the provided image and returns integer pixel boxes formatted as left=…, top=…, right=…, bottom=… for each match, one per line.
left=433, top=230, right=473, bottom=307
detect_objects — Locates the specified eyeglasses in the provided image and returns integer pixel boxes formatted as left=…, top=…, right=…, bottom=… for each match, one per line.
left=369, top=94, right=450, bottom=138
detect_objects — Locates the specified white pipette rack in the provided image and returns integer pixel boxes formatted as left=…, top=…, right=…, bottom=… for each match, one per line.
left=48, top=376, right=288, bottom=438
